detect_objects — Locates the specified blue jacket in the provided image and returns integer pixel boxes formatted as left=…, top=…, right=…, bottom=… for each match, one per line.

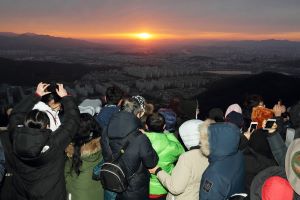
left=96, top=104, right=120, bottom=161
left=200, top=123, right=245, bottom=200
left=0, top=139, right=4, bottom=183
left=95, top=105, right=120, bottom=128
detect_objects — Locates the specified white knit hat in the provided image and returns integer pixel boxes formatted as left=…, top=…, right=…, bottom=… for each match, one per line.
left=179, top=119, right=203, bottom=150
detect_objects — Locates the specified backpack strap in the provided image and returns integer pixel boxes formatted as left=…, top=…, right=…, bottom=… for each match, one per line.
left=112, top=130, right=138, bottom=162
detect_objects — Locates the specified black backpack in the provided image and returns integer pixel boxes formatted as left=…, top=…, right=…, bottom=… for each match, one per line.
left=99, top=131, right=137, bottom=193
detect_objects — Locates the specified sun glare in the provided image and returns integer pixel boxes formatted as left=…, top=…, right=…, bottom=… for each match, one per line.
left=136, top=32, right=152, bottom=40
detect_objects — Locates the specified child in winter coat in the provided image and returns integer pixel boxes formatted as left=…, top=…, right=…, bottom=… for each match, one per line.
left=145, top=113, right=185, bottom=200
left=149, top=119, right=209, bottom=200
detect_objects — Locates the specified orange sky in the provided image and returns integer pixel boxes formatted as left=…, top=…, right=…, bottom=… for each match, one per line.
left=3, top=29, right=300, bottom=42
left=1, top=0, right=300, bottom=42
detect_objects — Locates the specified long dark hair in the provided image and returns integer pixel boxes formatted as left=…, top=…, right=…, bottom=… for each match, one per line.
left=71, top=113, right=102, bottom=176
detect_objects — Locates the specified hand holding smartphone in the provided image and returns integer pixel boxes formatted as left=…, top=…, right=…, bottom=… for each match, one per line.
left=263, top=119, right=276, bottom=130
left=249, top=122, right=258, bottom=132
left=244, top=122, right=258, bottom=140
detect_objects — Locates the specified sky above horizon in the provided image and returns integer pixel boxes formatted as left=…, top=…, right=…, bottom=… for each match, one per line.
left=1, top=0, right=300, bottom=41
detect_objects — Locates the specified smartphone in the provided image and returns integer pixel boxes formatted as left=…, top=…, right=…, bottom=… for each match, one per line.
left=45, top=83, right=58, bottom=93
left=263, top=119, right=276, bottom=130
left=249, top=122, right=258, bottom=132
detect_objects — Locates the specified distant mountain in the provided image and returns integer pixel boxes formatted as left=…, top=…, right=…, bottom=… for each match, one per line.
left=0, top=32, right=107, bottom=50
left=197, top=72, right=300, bottom=119
left=152, top=39, right=300, bottom=56
left=0, top=32, right=19, bottom=37
left=217, top=39, right=300, bottom=49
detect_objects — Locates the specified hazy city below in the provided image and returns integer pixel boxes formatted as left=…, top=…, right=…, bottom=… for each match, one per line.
left=0, top=33, right=300, bottom=113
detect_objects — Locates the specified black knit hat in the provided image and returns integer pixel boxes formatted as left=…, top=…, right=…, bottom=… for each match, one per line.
left=225, top=111, right=244, bottom=129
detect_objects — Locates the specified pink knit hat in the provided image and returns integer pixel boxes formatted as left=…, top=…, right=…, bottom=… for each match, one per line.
left=225, top=104, right=242, bottom=118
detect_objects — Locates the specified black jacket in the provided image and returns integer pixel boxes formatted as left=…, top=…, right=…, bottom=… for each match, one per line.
left=102, top=111, right=158, bottom=200
left=250, top=166, right=300, bottom=200
left=8, top=94, right=80, bottom=200
left=0, top=138, right=4, bottom=183
left=240, top=129, right=278, bottom=195
left=243, top=146, right=277, bottom=195
left=0, top=130, right=17, bottom=200
left=266, top=117, right=287, bottom=167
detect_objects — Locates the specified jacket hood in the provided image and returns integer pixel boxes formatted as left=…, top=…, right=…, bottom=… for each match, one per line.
left=250, top=166, right=287, bottom=200
left=33, top=101, right=51, bottom=111
left=179, top=119, right=203, bottom=150
left=261, top=176, right=294, bottom=200
left=32, top=101, right=61, bottom=131
left=205, top=122, right=240, bottom=158
left=65, top=137, right=101, bottom=158
left=200, top=119, right=214, bottom=157
left=107, top=111, right=141, bottom=139
left=13, top=127, right=52, bottom=161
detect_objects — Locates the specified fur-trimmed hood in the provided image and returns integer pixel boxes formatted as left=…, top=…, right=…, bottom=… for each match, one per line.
left=65, top=137, right=101, bottom=158
left=199, top=119, right=214, bottom=157
left=200, top=120, right=241, bottom=158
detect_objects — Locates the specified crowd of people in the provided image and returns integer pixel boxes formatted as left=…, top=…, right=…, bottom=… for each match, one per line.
left=0, top=82, right=300, bottom=200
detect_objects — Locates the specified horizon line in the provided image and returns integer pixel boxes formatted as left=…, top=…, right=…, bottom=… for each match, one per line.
left=1, top=31, right=300, bottom=43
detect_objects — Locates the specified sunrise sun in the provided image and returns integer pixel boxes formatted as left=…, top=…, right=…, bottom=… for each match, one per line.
left=136, top=32, right=153, bottom=40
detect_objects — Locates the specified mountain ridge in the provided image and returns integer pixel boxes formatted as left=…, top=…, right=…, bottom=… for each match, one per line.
left=1, top=32, right=300, bottom=49
left=0, top=32, right=108, bottom=50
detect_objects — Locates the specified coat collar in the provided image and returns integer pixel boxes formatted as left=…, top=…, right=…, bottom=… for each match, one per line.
left=65, top=137, right=101, bottom=158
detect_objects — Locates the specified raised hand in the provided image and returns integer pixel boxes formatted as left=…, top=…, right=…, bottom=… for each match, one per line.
left=273, top=101, right=286, bottom=117
left=56, top=83, right=68, bottom=98
left=243, top=127, right=254, bottom=140
left=262, top=120, right=278, bottom=134
left=36, top=82, right=51, bottom=96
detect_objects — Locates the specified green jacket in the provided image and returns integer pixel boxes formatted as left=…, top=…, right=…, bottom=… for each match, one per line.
left=65, top=139, right=104, bottom=200
left=146, top=131, right=185, bottom=195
